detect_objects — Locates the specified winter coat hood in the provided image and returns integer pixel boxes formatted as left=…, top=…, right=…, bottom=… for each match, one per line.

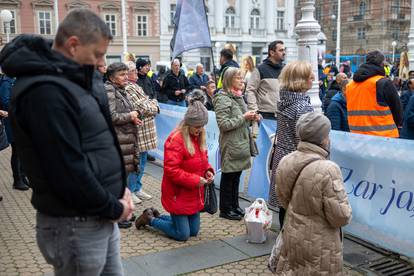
left=263, top=58, right=284, bottom=72
left=353, top=63, right=385, bottom=83
left=331, top=91, right=346, bottom=106
left=0, top=34, right=95, bottom=90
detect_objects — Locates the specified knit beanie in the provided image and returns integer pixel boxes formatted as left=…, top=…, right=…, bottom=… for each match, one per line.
left=184, top=90, right=208, bottom=127
left=296, top=112, right=331, bottom=145
left=366, top=50, right=385, bottom=66
left=136, top=58, right=149, bottom=70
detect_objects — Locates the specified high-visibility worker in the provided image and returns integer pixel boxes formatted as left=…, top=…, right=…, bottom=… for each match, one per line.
left=346, top=50, right=403, bottom=138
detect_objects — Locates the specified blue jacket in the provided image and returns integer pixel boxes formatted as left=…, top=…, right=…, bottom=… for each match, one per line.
left=188, top=73, right=208, bottom=91
left=0, top=75, right=14, bottom=142
left=401, top=94, right=414, bottom=140
left=400, top=90, right=414, bottom=114
left=326, top=92, right=350, bottom=132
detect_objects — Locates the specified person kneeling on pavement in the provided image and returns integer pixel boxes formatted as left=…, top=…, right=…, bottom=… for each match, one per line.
left=270, top=112, right=352, bottom=275
left=135, top=90, right=214, bottom=241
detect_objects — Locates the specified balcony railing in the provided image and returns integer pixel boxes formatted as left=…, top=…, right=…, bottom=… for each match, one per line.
left=224, top=27, right=241, bottom=36
left=353, top=15, right=364, bottom=21
left=250, top=29, right=266, bottom=37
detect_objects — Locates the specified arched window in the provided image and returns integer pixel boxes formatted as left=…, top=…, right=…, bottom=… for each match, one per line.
left=225, top=7, right=235, bottom=28
left=359, top=1, right=366, bottom=16
left=250, top=9, right=260, bottom=29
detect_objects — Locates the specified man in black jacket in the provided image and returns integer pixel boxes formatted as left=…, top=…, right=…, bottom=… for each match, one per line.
left=161, top=58, right=189, bottom=106
left=0, top=9, right=134, bottom=275
left=217, top=48, right=239, bottom=89
left=136, top=58, right=157, bottom=100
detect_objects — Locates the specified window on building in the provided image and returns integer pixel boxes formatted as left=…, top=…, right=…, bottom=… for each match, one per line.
left=250, top=9, right=260, bottom=29
left=170, top=4, right=176, bottom=26
left=38, top=11, right=52, bottom=35
left=3, top=10, right=16, bottom=34
left=105, top=14, right=117, bottom=36
left=277, top=11, right=285, bottom=30
left=137, top=15, right=148, bottom=37
left=359, top=1, right=366, bottom=16
left=332, top=4, right=338, bottom=17
left=316, top=6, right=321, bottom=22
left=225, top=7, right=235, bottom=28
left=357, top=27, right=366, bottom=39
left=332, top=29, right=337, bottom=41
left=391, top=0, right=400, bottom=14
left=392, top=27, right=400, bottom=40
left=200, top=48, right=211, bottom=72
left=106, top=55, right=122, bottom=65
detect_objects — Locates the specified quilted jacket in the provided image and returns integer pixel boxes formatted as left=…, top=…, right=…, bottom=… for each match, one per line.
left=274, top=141, right=352, bottom=275
left=161, top=130, right=214, bottom=215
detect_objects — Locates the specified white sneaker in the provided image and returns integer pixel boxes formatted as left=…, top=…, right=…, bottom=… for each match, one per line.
left=131, top=193, right=142, bottom=204
left=136, top=190, right=152, bottom=200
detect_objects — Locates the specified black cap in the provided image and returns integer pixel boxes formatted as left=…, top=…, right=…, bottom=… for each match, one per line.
left=136, top=58, right=149, bottom=70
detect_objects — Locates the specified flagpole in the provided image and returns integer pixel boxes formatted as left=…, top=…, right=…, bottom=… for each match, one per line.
left=203, top=0, right=218, bottom=86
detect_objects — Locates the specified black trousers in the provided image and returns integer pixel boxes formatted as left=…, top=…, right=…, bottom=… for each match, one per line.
left=279, top=207, right=286, bottom=228
left=219, top=171, right=242, bottom=212
left=10, top=142, right=24, bottom=181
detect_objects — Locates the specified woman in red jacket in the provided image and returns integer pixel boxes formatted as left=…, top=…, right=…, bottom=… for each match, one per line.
left=135, top=90, right=214, bottom=241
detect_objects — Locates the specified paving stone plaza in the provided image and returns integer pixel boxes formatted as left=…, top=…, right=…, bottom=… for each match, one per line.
left=0, top=147, right=366, bottom=275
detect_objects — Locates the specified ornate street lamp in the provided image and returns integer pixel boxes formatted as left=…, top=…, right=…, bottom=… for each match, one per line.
left=295, top=0, right=322, bottom=111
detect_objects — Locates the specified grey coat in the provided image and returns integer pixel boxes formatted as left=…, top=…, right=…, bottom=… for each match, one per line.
left=213, top=91, right=251, bottom=173
left=269, top=90, right=314, bottom=206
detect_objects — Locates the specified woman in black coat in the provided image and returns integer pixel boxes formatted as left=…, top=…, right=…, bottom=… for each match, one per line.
left=269, top=61, right=314, bottom=227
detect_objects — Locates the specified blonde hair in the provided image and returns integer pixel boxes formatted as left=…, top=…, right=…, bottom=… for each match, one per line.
left=177, top=121, right=206, bottom=156
left=222, top=67, right=242, bottom=92
left=278, top=61, right=313, bottom=92
left=242, top=56, right=254, bottom=72
left=124, top=52, right=135, bottom=62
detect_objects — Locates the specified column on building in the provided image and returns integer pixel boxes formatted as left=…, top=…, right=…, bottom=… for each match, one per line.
left=159, top=0, right=169, bottom=34
left=214, top=0, right=224, bottom=33
left=265, top=0, right=275, bottom=35
left=285, top=0, right=295, bottom=37
left=240, top=0, right=249, bottom=34
left=408, top=0, right=414, bottom=70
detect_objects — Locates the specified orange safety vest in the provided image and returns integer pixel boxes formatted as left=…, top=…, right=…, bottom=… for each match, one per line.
left=346, top=75, right=399, bottom=138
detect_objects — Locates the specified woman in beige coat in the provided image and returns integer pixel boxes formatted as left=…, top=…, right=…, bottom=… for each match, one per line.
left=272, top=112, right=352, bottom=275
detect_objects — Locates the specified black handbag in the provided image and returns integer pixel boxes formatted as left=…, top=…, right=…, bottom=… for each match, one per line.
left=0, top=119, right=9, bottom=151
left=202, top=183, right=218, bottom=215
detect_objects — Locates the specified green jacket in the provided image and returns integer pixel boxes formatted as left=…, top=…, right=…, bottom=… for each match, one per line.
left=213, top=91, right=251, bottom=173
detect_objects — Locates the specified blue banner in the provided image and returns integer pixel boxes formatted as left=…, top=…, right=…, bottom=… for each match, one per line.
left=331, top=131, right=414, bottom=259
left=170, top=0, right=211, bottom=59
left=152, top=104, right=414, bottom=259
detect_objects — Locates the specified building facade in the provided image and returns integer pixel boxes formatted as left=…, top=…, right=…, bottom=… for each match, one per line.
left=160, top=0, right=298, bottom=72
left=0, top=0, right=161, bottom=63
left=301, top=0, right=411, bottom=57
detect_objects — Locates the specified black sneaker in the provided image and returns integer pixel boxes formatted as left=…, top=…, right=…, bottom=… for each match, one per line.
left=219, top=210, right=242, bottom=221
left=118, top=220, right=132, bottom=229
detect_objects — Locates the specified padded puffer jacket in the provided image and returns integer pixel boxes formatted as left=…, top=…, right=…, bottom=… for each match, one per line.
left=274, top=141, right=352, bottom=275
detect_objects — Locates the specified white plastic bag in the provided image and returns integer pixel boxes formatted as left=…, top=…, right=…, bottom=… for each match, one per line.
left=268, top=230, right=283, bottom=272
left=244, top=198, right=273, bottom=243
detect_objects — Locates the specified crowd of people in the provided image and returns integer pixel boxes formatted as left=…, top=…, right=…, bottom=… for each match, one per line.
left=0, top=7, right=410, bottom=276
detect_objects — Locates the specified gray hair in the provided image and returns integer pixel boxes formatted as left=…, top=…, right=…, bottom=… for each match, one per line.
left=55, top=9, right=112, bottom=47
left=106, top=62, right=128, bottom=79
left=124, top=61, right=136, bottom=71
left=222, top=67, right=242, bottom=92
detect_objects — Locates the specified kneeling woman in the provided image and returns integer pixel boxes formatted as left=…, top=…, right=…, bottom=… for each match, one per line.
left=135, top=91, right=214, bottom=241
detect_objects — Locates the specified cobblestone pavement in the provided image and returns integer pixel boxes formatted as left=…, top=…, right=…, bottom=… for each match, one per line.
left=0, top=148, right=246, bottom=276
left=188, top=255, right=363, bottom=276
left=0, top=148, right=362, bottom=276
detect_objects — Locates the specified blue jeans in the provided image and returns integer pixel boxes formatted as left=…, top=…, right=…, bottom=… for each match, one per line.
left=127, top=152, right=147, bottom=193
left=167, top=99, right=187, bottom=107
left=151, top=213, right=200, bottom=241
left=36, top=212, right=123, bottom=276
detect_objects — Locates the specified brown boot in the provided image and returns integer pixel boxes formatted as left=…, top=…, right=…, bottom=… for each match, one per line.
left=151, top=208, right=160, bottom=218
left=135, top=208, right=154, bottom=229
